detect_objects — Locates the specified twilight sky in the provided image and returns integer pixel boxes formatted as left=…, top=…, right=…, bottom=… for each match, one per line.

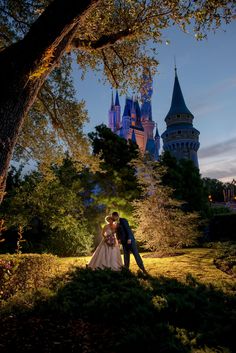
left=73, top=21, right=236, bottom=182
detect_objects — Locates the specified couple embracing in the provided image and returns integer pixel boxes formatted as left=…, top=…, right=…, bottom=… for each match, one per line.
left=88, top=212, right=147, bottom=273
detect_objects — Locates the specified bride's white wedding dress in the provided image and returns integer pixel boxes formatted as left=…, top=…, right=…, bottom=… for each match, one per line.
left=88, top=225, right=122, bottom=271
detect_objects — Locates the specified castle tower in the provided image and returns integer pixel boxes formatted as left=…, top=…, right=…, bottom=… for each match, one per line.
left=122, top=97, right=131, bottom=139
left=131, top=98, right=136, bottom=127
left=108, top=91, right=116, bottom=132
left=161, top=67, right=200, bottom=168
left=141, top=69, right=155, bottom=150
left=154, top=125, right=160, bottom=160
left=114, top=90, right=121, bottom=130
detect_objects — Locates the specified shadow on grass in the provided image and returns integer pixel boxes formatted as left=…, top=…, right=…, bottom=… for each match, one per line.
left=1, top=268, right=235, bottom=353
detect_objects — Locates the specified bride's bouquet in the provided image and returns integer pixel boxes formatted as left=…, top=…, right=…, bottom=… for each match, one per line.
left=104, top=232, right=116, bottom=247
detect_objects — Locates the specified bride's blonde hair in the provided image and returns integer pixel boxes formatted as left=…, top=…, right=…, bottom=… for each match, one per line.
left=105, top=215, right=113, bottom=223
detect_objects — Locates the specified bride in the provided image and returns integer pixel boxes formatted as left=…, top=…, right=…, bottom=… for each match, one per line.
left=88, top=215, right=123, bottom=271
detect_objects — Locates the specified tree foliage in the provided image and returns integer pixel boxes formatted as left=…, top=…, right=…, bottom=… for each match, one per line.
left=0, top=165, right=93, bottom=256
left=159, top=152, right=209, bottom=215
left=14, top=56, right=94, bottom=172
left=133, top=159, right=200, bottom=251
left=88, top=124, right=140, bottom=219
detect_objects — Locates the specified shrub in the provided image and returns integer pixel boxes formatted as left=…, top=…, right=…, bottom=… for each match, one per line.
left=0, top=254, right=58, bottom=302
left=47, top=219, right=93, bottom=256
left=212, top=241, right=236, bottom=276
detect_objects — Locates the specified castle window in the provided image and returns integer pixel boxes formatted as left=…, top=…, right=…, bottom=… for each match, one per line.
left=166, top=134, right=168, bottom=137
left=192, top=131, right=194, bottom=134
left=177, top=114, right=180, bottom=118
left=178, top=131, right=181, bottom=134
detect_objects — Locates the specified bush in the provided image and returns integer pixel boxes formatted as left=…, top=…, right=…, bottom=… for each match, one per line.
left=47, top=219, right=93, bottom=256
left=0, top=254, right=58, bottom=302
left=212, top=241, right=236, bottom=276
left=39, top=268, right=236, bottom=353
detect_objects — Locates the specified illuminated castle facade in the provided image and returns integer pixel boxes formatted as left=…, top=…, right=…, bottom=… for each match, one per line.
left=108, top=71, right=160, bottom=160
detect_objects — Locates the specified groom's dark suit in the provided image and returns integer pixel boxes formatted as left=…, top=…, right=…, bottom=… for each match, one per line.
left=116, top=218, right=145, bottom=271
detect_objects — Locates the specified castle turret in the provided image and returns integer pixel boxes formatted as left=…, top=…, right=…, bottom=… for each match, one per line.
left=154, top=125, right=160, bottom=160
left=131, top=98, right=136, bottom=126
left=114, top=90, right=121, bottom=130
left=122, top=97, right=131, bottom=139
left=140, top=69, right=155, bottom=150
left=161, top=67, right=200, bottom=168
left=108, top=91, right=116, bottom=132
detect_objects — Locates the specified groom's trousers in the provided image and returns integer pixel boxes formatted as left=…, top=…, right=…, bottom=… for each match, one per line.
left=122, top=241, right=145, bottom=271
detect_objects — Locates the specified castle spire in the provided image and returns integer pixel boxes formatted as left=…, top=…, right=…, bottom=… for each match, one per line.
left=110, top=90, right=114, bottom=109
left=166, top=67, right=193, bottom=119
left=155, top=125, right=160, bottom=139
left=115, top=90, right=120, bottom=106
left=174, top=56, right=177, bottom=76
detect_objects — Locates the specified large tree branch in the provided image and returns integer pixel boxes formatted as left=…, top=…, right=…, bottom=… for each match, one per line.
left=72, top=28, right=134, bottom=50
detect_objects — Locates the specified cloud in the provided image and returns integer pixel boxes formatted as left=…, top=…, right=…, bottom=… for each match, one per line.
left=201, top=166, right=236, bottom=180
left=199, top=137, right=236, bottom=159
left=189, top=75, right=236, bottom=118
left=200, top=155, right=236, bottom=181
left=192, top=102, right=223, bottom=118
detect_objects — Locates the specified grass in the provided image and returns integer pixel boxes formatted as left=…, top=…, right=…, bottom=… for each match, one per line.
left=56, top=248, right=235, bottom=293
left=0, top=247, right=235, bottom=353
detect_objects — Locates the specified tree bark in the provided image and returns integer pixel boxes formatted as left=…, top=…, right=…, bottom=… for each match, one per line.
left=0, top=0, right=100, bottom=202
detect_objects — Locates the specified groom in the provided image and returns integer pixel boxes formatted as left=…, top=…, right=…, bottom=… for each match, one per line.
left=112, top=211, right=147, bottom=274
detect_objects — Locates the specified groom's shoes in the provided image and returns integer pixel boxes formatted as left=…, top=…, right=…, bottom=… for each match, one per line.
left=137, top=268, right=149, bottom=277
left=142, top=269, right=149, bottom=276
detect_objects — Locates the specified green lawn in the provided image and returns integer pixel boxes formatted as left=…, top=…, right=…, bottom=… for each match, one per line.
left=1, top=248, right=235, bottom=353
left=57, top=248, right=235, bottom=292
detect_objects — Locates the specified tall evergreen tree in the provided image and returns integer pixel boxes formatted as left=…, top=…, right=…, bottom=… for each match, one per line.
left=88, top=124, right=140, bottom=218
left=133, top=158, right=200, bottom=252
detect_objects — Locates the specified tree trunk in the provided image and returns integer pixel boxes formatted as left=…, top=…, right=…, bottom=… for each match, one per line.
left=0, top=0, right=100, bottom=203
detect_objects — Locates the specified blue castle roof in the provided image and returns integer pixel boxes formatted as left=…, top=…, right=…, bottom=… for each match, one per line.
left=146, top=138, right=155, bottom=155
left=166, top=68, right=193, bottom=119
left=123, top=97, right=132, bottom=116
left=115, top=90, right=120, bottom=106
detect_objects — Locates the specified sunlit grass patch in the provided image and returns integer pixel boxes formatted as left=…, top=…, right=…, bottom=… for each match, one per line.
left=56, top=248, right=235, bottom=293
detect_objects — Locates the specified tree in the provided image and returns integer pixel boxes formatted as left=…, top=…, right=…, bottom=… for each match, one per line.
left=0, top=0, right=235, bottom=200
left=202, top=177, right=226, bottom=203
left=88, top=124, right=140, bottom=220
left=159, top=152, right=209, bottom=215
left=133, top=159, right=200, bottom=252
left=0, top=164, right=93, bottom=256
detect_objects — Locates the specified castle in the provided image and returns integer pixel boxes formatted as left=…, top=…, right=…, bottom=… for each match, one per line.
left=108, top=70, right=160, bottom=160
left=107, top=67, right=200, bottom=168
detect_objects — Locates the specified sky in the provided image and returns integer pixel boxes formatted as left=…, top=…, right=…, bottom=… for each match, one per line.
left=73, top=21, right=236, bottom=182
